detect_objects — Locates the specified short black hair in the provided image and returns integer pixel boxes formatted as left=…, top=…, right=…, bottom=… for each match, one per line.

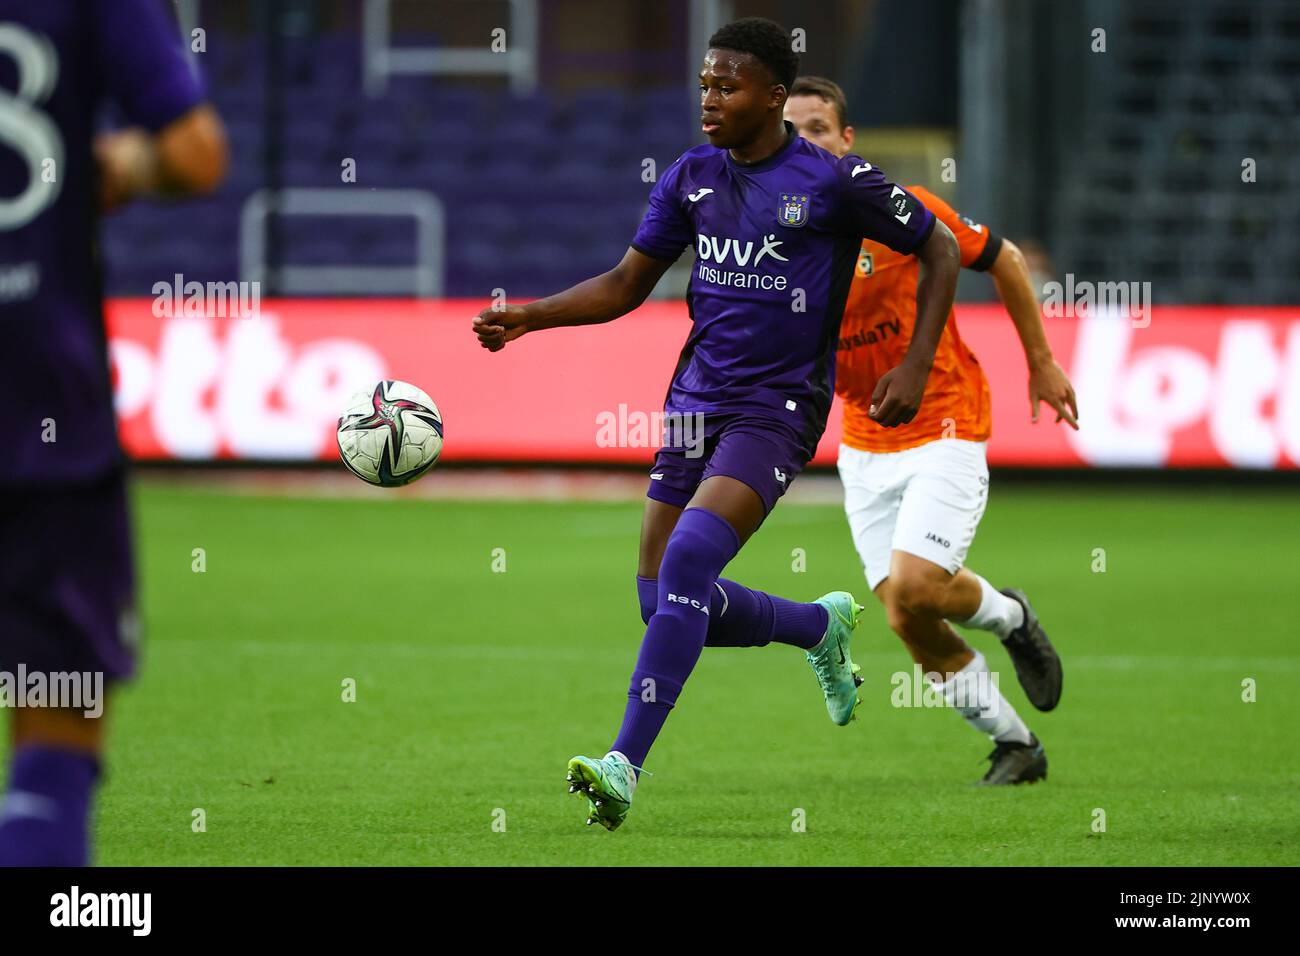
left=707, top=17, right=799, bottom=90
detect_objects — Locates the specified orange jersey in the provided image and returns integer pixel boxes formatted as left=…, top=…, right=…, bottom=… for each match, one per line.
left=836, top=185, right=1002, bottom=453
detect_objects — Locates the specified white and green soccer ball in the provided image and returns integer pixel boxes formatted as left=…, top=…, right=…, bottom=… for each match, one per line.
left=336, top=380, right=444, bottom=487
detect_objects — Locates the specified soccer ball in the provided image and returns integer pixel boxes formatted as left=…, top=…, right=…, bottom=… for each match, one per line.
left=336, top=380, right=444, bottom=487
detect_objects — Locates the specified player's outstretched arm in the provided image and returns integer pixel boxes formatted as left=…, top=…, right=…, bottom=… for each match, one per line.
left=95, top=104, right=228, bottom=212
left=473, top=247, right=675, bottom=352
left=869, top=220, right=960, bottom=426
left=987, top=239, right=1079, bottom=429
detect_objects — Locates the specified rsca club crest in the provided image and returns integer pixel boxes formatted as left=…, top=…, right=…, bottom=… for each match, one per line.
left=778, top=193, right=809, bottom=228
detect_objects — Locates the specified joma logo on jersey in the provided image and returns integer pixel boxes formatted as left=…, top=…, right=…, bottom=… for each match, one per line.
left=696, top=233, right=788, bottom=267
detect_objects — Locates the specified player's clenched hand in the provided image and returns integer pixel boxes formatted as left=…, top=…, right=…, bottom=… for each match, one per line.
left=473, top=305, right=529, bottom=352
left=94, top=129, right=153, bottom=212
left=869, top=359, right=929, bottom=428
left=1028, top=356, right=1079, bottom=429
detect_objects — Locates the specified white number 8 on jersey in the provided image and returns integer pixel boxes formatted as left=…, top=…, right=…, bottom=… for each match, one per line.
left=0, top=22, right=64, bottom=230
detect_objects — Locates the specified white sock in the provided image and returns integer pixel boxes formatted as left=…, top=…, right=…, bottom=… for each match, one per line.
left=959, top=574, right=1024, bottom=640
left=932, top=651, right=1032, bottom=744
left=607, top=751, right=638, bottom=792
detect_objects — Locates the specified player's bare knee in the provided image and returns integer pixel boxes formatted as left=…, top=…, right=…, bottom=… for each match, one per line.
left=638, top=500, right=681, bottom=577
left=891, top=571, right=946, bottom=618
left=883, top=597, right=910, bottom=638
left=882, top=590, right=927, bottom=642
left=13, top=705, right=108, bottom=753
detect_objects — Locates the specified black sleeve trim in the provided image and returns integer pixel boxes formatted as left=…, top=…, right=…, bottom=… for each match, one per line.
left=903, top=212, right=936, bottom=256
left=969, top=232, right=1003, bottom=272
left=630, top=241, right=683, bottom=263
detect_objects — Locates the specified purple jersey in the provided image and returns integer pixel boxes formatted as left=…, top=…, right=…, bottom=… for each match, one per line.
left=631, top=121, right=935, bottom=450
left=0, top=1, right=203, bottom=483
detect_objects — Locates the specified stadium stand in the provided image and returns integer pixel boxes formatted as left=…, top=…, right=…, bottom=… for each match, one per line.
left=100, top=32, right=689, bottom=299
left=1051, top=0, right=1300, bottom=305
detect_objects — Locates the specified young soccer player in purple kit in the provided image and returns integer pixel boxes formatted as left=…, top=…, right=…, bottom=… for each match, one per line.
left=473, top=17, right=960, bottom=830
left=0, top=0, right=226, bottom=864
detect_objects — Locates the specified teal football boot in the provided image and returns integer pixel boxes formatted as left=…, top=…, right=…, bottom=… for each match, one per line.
left=806, top=591, right=865, bottom=725
left=566, top=751, right=637, bottom=831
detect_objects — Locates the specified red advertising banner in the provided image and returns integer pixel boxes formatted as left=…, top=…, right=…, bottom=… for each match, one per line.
left=106, top=299, right=1300, bottom=469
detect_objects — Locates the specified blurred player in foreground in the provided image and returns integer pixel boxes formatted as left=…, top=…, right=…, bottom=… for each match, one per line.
left=475, top=18, right=960, bottom=829
left=0, top=0, right=226, bottom=864
left=785, top=76, right=1076, bottom=785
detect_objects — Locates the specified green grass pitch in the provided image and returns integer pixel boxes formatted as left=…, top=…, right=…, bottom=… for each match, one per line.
left=7, top=478, right=1297, bottom=866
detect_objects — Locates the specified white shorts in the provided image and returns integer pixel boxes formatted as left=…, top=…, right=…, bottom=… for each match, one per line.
left=838, top=439, right=989, bottom=591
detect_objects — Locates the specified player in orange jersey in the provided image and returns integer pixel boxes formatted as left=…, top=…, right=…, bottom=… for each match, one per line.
left=785, top=77, right=1079, bottom=785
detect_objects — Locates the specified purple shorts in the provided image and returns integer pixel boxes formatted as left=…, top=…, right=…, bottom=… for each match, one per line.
left=0, top=470, right=138, bottom=682
left=645, top=413, right=814, bottom=514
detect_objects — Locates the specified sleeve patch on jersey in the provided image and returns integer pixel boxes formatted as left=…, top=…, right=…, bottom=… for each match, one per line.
left=889, top=186, right=919, bottom=226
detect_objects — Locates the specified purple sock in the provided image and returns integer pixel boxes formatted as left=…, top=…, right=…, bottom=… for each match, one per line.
left=614, top=507, right=740, bottom=770
left=770, top=595, right=829, bottom=650
left=0, top=746, right=99, bottom=867
left=635, top=578, right=827, bottom=649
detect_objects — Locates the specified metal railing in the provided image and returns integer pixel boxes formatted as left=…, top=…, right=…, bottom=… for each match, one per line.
left=240, top=188, right=446, bottom=297
left=361, top=0, right=538, bottom=96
